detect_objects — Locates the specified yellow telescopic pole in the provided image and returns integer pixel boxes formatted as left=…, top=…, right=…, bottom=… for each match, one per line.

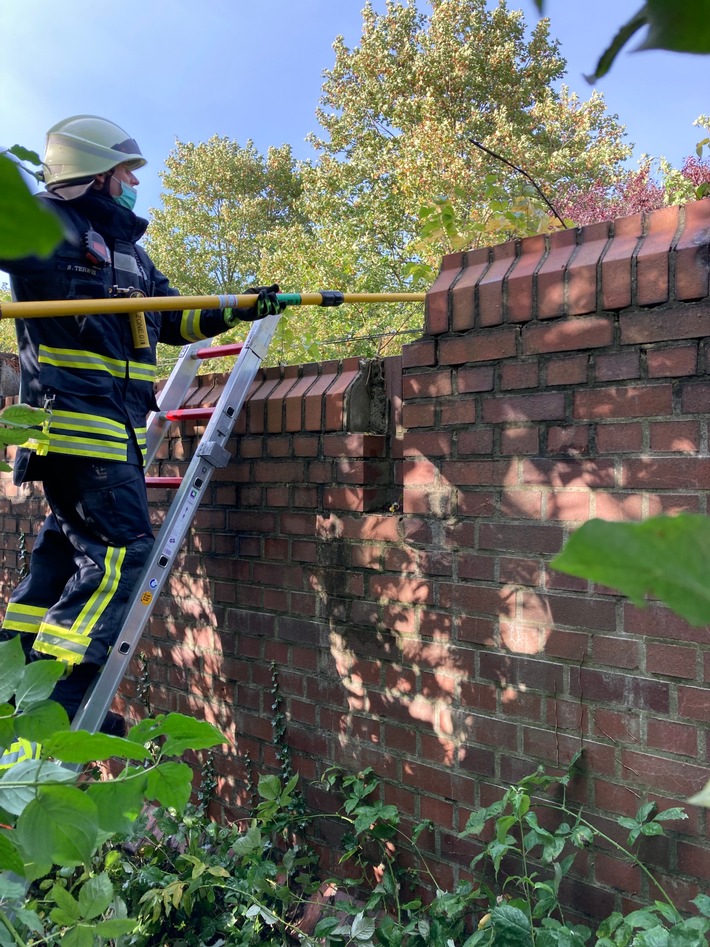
left=0, top=291, right=426, bottom=320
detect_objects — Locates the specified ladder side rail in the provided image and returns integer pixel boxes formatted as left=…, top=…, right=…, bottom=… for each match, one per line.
left=144, top=339, right=206, bottom=469
left=70, top=312, right=281, bottom=733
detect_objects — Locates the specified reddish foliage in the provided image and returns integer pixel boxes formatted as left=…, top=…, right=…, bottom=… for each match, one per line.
left=680, top=155, right=710, bottom=188
left=555, top=156, right=710, bottom=227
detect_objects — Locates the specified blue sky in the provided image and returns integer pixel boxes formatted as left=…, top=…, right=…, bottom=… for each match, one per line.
left=1, top=0, right=708, bottom=219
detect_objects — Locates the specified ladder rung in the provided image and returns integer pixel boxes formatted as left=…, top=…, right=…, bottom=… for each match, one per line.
left=164, top=406, right=215, bottom=421
left=195, top=342, right=244, bottom=360
left=145, top=476, right=182, bottom=488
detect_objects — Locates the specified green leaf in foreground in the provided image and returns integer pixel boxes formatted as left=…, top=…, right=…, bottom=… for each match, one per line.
left=0, top=831, right=25, bottom=875
left=15, top=700, right=70, bottom=743
left=640, top=0, right=710, bottom=53
left=0, top=758, right=76, bottom=816
left=551, top=514, right=710, bottom=626
left=146, top=760, right=194, bottom=811
left=16, top=785, right=98, bottom=866
left=15, top=659, right=66, bottom=708
left=128, top=712, right=226, bottom=756
left=77, top=871, right=113, bottom=920
left=0, top=636, right=27, bottom=704
left=0, top=154, right=63, bottom=259
left=42, top=730, right=152, bottom=764
left=86, top=769, right=148, bottom=834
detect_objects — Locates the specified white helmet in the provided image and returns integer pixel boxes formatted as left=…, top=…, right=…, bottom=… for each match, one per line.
left=43, top=114, right=146, bottom=188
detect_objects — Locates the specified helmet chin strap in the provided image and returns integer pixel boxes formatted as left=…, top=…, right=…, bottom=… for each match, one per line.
left=101, top=169, right=116, bottom=195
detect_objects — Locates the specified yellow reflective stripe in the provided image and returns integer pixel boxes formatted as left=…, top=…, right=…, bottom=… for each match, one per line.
left=33, top=545, right=125, bottom=666
left=135, top=427, right=147, bottom=455
left=127, top=361, right=156, bottom=382
left=180, top=309, right=207, bottom=342
left=39, top=344, right=126, bottom=378
left=75, top=545, right=125, bottom=637
left=51, top=410, right=128, bottom=440
left=46, top=434, right=128, bottom=461
left=1, top=603, right=47, bottom=634
left=0, top=738, right=40, bottom=769
left=33, top=624, right=89, bottom=664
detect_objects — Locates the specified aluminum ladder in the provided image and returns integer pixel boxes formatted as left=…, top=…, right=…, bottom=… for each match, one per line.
left=69, top=311, right=283, bottom=734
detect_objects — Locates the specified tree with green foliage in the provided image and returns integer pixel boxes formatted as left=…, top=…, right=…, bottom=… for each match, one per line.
left=145, top=137, right=303, bottom=296
left=148, top=0, right=635, bottom=362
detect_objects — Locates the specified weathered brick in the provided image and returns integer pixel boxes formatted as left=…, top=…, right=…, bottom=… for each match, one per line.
left=594, top=351, right=641, bottom=382
left=546, top=354, right=589, bottom=386
left=426, top=251, right=464, bottom=334
left=451, top=247, right=490, bottom=332
left=636, top=205, right=680, bottom=306
left=674, top=200, right=710, bottom=301
left=482, top=391, right=565, bottom=423
left=478, top=240, right=517, bottom=327
left=506, top=233, right=546, bottom=323
left=537, top=228, right=577, bottom=319
left=500, top=360, right=539, bottom=390
left=646, top=642, right=698, bottom=679
left=646, top=343, right=698, bottom=378
left=600, top=213, right=643, bottom=310
left=567, top=221, right=610, bottom=315
left=523, top=316, right=613, bottom=355
left=440, top=327, right=517, bottom=365
left=574, top=385, right=672, bottom=420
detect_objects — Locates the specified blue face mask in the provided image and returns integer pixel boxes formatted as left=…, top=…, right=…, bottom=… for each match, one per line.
left=113, top=180, right=137, bottom=211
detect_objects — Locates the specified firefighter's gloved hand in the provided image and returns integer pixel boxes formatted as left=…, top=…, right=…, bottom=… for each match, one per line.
left=223, top=284, right=286, bottom=325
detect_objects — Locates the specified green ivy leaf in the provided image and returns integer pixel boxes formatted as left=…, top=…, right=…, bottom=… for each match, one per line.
left=0, top=637, right=27, bottom=704
left=258, top=774, right=281, bottom=801
left=77, top=872, right=113, bottom=920
left=15, top=785, right=98, bottom=866
left=146, top=760, right=193, bottom=812
left=0, top=154, right=63, bottom=259
left=42, top=730, right=152, bottom=763
left=552, top=515, right=710, bottom=626
left=653, top=807, right=687, bottom=823
left=14, top=660, right=65, bottom=709
left=15, top=700, right=70, bottom=743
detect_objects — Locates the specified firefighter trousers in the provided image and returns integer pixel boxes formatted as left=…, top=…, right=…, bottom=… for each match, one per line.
left=1, top=456, right=154, bottom=727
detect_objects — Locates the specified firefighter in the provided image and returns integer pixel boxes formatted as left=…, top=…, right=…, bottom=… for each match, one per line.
left=0, top=115, right=283, bottom=741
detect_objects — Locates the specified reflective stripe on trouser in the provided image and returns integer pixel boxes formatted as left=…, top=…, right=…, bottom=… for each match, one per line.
left=1, top=457, right=154, bottom=672
left=0, top=739, right=41, bottom=770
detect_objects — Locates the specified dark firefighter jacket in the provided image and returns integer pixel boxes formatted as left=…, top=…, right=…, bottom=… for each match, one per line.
left=2, top=189, right=230, bottom=484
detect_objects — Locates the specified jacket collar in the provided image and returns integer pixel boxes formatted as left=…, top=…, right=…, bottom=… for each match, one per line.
left=71, top=190, right=148, bottom=243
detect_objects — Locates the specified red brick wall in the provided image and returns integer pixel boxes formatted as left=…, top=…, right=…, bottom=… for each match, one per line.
left=2, top=201, right=709, bottom=915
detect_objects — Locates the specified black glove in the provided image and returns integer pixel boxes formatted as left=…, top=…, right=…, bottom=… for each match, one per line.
left=223, top=284, right=286, bottom=326
left=246, top=283, right=286, bottom=320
